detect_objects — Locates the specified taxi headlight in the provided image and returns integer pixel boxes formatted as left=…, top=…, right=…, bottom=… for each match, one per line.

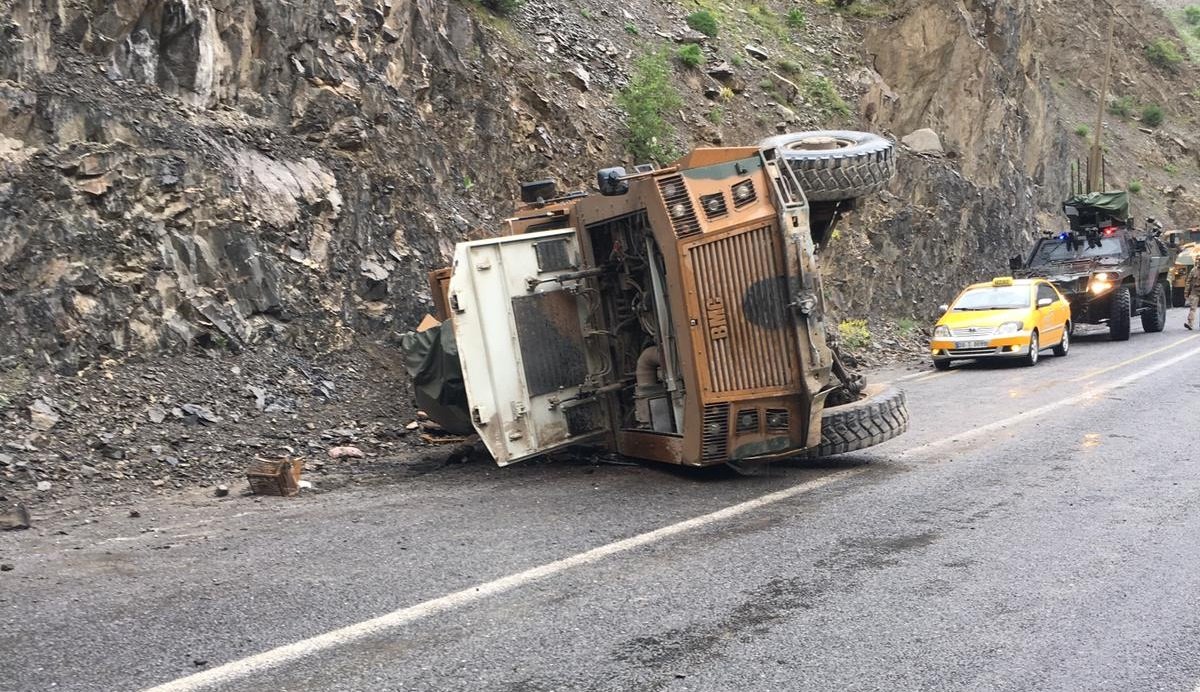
left=995, top=321, right=1023, bottom=336
left=933, top=325, right=951, bottom=339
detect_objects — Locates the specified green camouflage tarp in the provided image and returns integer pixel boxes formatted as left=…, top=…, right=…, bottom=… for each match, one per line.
left=398, top=322, right=474, bottom=436
left=1064, top=191, right=1129, bottom=220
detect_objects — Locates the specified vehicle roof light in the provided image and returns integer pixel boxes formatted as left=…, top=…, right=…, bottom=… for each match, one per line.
left=992, top=276, right=1014, bottom=286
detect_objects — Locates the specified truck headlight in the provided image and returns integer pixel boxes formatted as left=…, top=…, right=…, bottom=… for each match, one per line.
left=995, top=321, right=1023, bottom=336
left=933, top=325, right=951, bottom=339
left=1089, top=277, right=1113, bottom=294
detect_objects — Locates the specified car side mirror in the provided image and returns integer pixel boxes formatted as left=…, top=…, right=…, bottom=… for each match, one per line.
left=938, top=304, right=949, bottom=314
left=1009, top=256, right=1022, bottom=271
left=1037, top=297, right=1053, bottom=308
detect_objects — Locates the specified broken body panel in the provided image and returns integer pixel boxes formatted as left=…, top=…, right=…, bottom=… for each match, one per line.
left=439, top=146, right=841, bottom=467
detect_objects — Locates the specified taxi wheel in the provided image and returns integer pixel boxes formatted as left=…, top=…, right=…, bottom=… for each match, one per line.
left=1024, top=330, right=1040, bottom=367
left=933, top=359, right=951, bottom=371
left=1052, top=325, right=1070, bottom=357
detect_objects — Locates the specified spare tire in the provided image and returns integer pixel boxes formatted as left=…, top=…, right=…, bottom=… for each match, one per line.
left=800, top=383, right=908, bottom=458
left=760, top=130, right=896, bottom=202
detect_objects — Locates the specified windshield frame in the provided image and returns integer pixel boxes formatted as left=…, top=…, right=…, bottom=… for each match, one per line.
left=1028, top=235, right=1125, bottom=266
left=950, top=284, right=1033, bottom=312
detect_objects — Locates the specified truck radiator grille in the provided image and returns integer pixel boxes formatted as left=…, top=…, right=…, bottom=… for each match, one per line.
left=690, top=224, right=798, bottom=393
left=657, top=175, right=701, bottom=238
left=702, top=403, right=730, bottom=463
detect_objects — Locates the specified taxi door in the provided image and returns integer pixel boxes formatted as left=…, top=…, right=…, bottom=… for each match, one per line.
left=1036, top=282, right=1066, bottom=343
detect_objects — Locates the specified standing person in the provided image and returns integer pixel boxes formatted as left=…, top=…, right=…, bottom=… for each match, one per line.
left=1187, top=262, right=1200, bottom=330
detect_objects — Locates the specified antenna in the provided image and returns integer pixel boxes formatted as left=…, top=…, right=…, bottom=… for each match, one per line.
left=1087, top=9, right=1116, bottom=193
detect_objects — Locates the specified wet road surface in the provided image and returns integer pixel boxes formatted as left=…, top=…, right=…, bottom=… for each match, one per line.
left=3, top=310, right=1200, bottom=691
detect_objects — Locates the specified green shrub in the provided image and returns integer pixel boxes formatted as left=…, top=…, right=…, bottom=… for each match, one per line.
left=1141, top=103, right=1165, bottom=127
left=804, top=75, right=851, bottom=116
left=1074, top=124, right=1090, bottom=138
left=777, top=58, right=803, bottom=76
left=676, top=44, right=704, bottom=68
left=579, top=8, right=593, bottom=19
left=1108, top=95, right=1136, bottom=118
left=1128, top=180, right=1143, bottom=194
left=479, top=0, right=521, bottom=15
left=686, top=10, right=719, bottom=37
left=897, top=317, right=918, bottom=336
left=746, top=3, right=785, bottom=37
left=786, top=8, right=808, bottom=29
left=1193, top=24, right=1200, bottom=40
left=1185, top=5, right=1200, bottom=25
left=625, top=23, right=640, bottom=35
left=839, top=319, right=872, bottom=349
left=1146, top=38, right=1183, bottom=70
left=707, top=107, right=724, bottom=124
left=617, top=52, right=683, bottom=163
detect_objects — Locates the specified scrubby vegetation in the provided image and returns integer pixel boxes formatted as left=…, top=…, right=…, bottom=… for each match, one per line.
left=618, top=52, right=684, bottom=163
left=676, top=44, right=704, bottom=68
left=1141, top=103, right=1164, bottom=127
left=839, top=319, right=872, bottom=349
left=686, top=10, right=719, bottom=37
left=1146, top=37, right=1184, bottom=71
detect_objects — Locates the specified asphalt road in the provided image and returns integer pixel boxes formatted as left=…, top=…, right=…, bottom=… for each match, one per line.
left=3, top=310, right=1200, bottom=692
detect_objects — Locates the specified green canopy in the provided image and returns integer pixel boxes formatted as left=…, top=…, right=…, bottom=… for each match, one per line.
left=398, top=322, right=474, bottom=436
left=1064, top=191, right=1129, bottom=220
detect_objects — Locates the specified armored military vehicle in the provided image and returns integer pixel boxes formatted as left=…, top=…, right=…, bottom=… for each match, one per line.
left=403, top=131, right=908, bottom=470
left=1165, top=228, right=1200, bottom=307
left=1013, top=192, right=1175, bottom=341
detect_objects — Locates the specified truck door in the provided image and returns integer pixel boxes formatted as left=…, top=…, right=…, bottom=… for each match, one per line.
left=447, top=228, right=608, bottom=466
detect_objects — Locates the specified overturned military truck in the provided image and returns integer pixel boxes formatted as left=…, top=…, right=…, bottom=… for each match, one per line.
left=402, top=132, right=909, bottom=470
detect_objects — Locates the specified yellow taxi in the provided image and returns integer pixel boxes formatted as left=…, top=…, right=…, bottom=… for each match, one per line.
left=931, top=277, right=1071, bottom=370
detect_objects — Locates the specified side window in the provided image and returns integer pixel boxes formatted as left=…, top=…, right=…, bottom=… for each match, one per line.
left=1037, top=284, right=1057, bottom=305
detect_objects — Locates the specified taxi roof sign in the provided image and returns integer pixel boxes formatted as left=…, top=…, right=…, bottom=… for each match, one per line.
left=992, top=276, right=1015, bottom=287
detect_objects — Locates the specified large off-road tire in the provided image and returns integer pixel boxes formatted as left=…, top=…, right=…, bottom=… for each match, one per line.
left=1141, top=281, right=1168, bottom=333
left=802, top=384, right=908, bottom=458
left=760, top=130, right=896, bottom=202
left=1109, top=286, right=1132, bottom=341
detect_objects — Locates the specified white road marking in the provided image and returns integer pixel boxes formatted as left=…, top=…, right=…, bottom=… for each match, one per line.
left=145, top=343, right=1200, bottom=692
left=897, top=343, right=1200, bottom=460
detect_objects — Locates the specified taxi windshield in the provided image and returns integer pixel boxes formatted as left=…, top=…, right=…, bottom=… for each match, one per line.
left=952, top=286, right=1030, bottom=311
left=1030, top=236, right=1122, bottom=265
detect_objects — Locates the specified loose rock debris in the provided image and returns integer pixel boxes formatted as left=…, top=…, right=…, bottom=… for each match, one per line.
left=0, top=505, right=31, bottom=530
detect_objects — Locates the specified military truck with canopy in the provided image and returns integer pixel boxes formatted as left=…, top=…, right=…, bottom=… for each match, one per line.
left=1013, top=191, right=1175, bottom=341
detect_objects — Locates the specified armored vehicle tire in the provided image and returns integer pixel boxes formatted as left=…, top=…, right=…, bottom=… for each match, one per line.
left=1109, top=286, right=1132, bottom=341
left=1141, top=282, right=1168, bottom=333
left=801, top=384, right=908, bottom=459
left=760, top=130, right=896, bottom=202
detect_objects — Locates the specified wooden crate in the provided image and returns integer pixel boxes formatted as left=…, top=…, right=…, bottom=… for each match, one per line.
left=246, top=458, right=303, bottom=497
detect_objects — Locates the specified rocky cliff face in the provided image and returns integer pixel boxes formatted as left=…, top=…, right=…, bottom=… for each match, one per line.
left=1, top=0, right=1197, bottom=373
left=1, top=0, right=570, bottom=370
